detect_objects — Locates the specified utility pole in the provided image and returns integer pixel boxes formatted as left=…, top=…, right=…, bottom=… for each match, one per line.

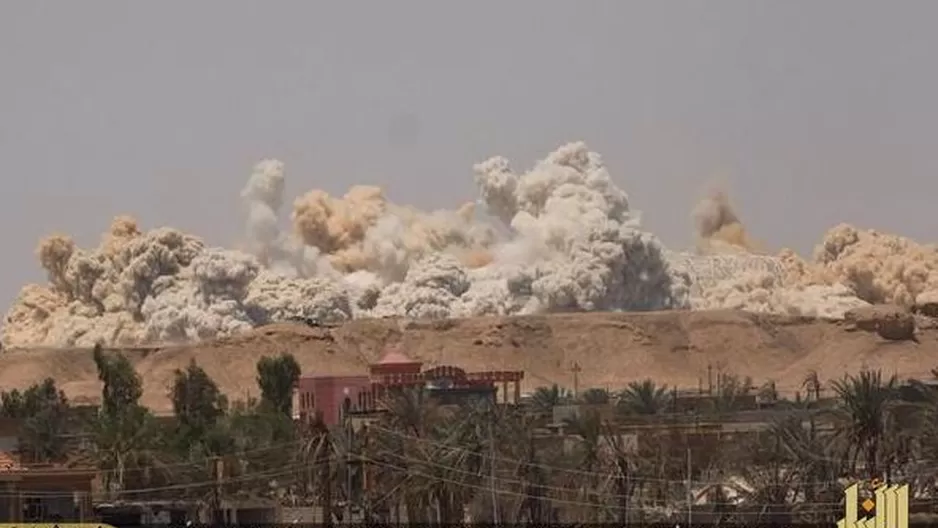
left=571, top=362, right=582, bottom=398
left=214, top=458, right=224, bottom=523
left=625, top=462, right=630, bottom=528
left=346, top=422, right=352, bottom=522
left=343, top=393, right=352, bottom=523
left=686, top=448, right=692, bottom=528
left=489, top=404, right=499, bottom=524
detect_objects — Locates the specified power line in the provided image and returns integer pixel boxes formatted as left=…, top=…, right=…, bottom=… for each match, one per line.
left=367, top=423, right=938, bottom=486
left=11, top=434, right=315, bottom=477
left=361, top=455, right=936, bottom=517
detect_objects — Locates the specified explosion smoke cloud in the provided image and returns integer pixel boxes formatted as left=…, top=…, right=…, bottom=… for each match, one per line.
left=2, top=141, right=935, bottom=348
left=692, top=187, right=758, bottom=253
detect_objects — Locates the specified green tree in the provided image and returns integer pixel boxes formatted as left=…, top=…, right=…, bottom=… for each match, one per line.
left=223, top=397, right=296, bottom=498
left=618, top=379, right=671, bottom=415
left=298, top=416, right=337, bottom=527
left=803, top=370, right=823, bottom=402
left=256, top=352, right=301, bottom=416
left=530, top=384, right=572, bottom=417
left=171, top=359, right=228, bottom=448
left=0, top=378, right=70, bottom=463
left=92, top=345, right=162, bottom=494
left=169, top=358, right=234, bottom=504
left=830, top=369, right=900, bottom=480
left=767, top=413, right=847, bottom=524
left=562, top=408, right=606, bottom=521
left=96, top=345, right=143, bottom=416
left=579, top=388, right=611, bottom=405
left=495, top=407, right=553, bottom=524
left=707, top=372, right=754, bottom=414
left=368, top=388, right=441, bottom=524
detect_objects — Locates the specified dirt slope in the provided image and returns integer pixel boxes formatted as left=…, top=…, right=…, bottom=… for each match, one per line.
left=2, top=309, right=937, bottom=414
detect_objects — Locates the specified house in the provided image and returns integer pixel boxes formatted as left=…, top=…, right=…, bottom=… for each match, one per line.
left=296, top=347, right=524, bottom=427
left=0, top=418, right=96, bottom=522
left=94, top=498, right=280, bottom=525
left=297, top=374, right=372, bottom=427
left=94, top=500, right=202, bottom=525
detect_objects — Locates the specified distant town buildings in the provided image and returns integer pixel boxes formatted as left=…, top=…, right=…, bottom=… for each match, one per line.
left=295, top=347, right=525, bottom=426
left=0, top=418, right=96, bottom=522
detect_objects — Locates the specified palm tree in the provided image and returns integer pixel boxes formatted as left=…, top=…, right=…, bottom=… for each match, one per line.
left=562, top=408, right=609, bottom=522
left=580, top=388, right=611, bottom=405
left=757, top=380, right=779, bottom=407
left=829, top=369, right=900, bottom=481
left=494, top=407, right=553, bottom=524
left=630, top=424, right=686, bottom=515
left=600, top=421, right=639, bottom=523
left=427, top=400, right=491, bottom=523
left=618, top=380, right=670, bottom=416
left=710, top=373, right=753, bottom=414
left=293, top=415, right=337, bottom=526
left=368, top=387, right=452, bottom=523
left=730, top=421, right=801, bottom=525
left=768, top=412, right=848, bottom=524
left=360, top=421, right=409, bottom=523
left=531, top=385, right=572, bottom=417
left=898, top=371, right=938, bottom=496
left=803, top=370, right=822, bottom=402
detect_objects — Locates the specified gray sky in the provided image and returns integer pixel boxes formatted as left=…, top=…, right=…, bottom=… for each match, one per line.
left=2, top=1, right=937, bottom=308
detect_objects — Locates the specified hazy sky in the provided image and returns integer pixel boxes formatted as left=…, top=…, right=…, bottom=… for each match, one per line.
left=2, top=1, right=937, bottom=308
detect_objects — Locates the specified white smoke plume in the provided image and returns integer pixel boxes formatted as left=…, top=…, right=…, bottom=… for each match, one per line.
left=1, top=141, right=934, bottom=348
left=679, top=186, right=938, bottom=316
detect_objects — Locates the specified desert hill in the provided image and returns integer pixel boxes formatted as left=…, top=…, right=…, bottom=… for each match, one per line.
left=2, top=309, right=936, bottom=414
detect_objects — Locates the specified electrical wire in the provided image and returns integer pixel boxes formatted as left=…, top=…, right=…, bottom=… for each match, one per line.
left=6, top=450, right=935, bottom=519
left=367, top=423, right=938, bottom=487
left=0, top=457, right=328, bottom=498
left=367, top=439, right=859, bottom=507
left=6, top=364, right=931, bottom=511
left=12, top=433, right=316, bottom=478
left=360, top=455, right=915, bottom=517
left=380, top=446, right=842, bottom=512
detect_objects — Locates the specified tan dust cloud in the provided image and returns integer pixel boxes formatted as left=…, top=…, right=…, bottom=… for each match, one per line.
left=692, top=186, right=762, bottom=254
left=684, top=184, right=938, bottom=314
left=3, top=141, right=936, bottom=348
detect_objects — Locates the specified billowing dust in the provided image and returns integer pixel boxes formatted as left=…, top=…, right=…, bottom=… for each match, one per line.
left=4, top=142, right=937, bottom=348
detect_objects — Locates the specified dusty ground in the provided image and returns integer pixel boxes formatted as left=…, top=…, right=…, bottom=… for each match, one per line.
left=2, top=309, right=937, bottom=414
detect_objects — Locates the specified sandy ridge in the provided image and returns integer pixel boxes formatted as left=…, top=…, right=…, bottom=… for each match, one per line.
left=2, top=309, right=936, bottom=414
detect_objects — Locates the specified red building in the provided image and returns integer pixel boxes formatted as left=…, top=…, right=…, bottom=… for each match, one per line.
left=296, top=374, right=372, bottom=427
left=296, top=347, right=524, bottom=426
